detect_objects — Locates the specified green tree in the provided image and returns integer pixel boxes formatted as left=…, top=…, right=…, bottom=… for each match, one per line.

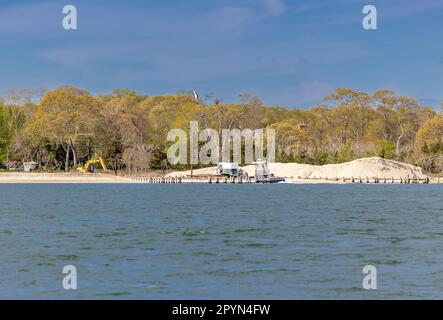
left=33, top=87, right=100, bottom=171
left=0, top=103, right=13, bottom=162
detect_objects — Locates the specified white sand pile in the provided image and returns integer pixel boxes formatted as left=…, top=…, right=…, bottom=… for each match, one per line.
left=166, top=157, right=428, bottom=180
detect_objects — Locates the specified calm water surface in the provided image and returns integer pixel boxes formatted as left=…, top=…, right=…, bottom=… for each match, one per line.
left=0, top=184, right=442, bottom=299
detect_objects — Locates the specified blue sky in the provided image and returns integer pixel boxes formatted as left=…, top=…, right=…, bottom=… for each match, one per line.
left=1, top=0, right=443, bottom=108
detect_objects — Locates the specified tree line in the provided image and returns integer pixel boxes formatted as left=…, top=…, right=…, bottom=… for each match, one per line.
left=0, top=86, right=442, bottom=173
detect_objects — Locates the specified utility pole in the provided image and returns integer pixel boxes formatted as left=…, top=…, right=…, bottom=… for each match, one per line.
left=194, top=90, right=209, bottom=130
left=191, top=90, right=208, bottom=178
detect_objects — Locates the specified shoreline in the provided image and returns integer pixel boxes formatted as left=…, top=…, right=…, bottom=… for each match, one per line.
left=1, top=172, right=441, bottom=184
left=0, top=173, right=138, bottom=184
left=2, top=157, right=440, bottom=184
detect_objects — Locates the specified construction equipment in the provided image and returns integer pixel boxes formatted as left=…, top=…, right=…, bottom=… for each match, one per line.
left=253, top=159, right=285, bottom=183
left=217, top=162, right=239, bottom=176
left=217, top=162, right=247, bottom=178
left=77, top=157, right=107, bottom=173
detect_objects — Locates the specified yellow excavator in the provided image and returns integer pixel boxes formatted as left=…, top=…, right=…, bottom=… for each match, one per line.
left=77, top=157, right=108, bottom=173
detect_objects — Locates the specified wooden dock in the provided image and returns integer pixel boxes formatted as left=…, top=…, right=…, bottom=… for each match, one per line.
left=293, top=176, right=433, bottom=184
left=132, top=176, right=256, bottom=184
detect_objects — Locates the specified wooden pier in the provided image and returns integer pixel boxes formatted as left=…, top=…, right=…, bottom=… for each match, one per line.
left=295, top=176, right=433, bottom=184
left=132, top=176, right=257, bottom=184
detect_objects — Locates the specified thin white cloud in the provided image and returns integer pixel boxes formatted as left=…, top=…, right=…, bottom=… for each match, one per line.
left=206, top=7, right=255, bottom=29
left=262, top=0, right=287, bottom=16
left=203, top=0, right=287, bottom=30
left=37, top=43, right=129, bottom=70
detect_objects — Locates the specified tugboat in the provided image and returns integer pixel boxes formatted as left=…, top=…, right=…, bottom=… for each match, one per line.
left=253, top=159, right=285, bottom=183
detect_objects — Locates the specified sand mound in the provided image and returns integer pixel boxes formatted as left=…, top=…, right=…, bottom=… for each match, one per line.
left=166, top=157, right=428, bottom=180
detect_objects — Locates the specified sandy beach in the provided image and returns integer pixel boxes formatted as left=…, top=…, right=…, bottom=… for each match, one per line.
left=167, top=157, right=441, bottom=183
left=0, top=172, right=138, bottom=184
left=1, top=157, right=441, bottom=184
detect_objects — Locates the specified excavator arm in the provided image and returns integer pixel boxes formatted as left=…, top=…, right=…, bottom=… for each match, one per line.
left=77, top=157, right=107, bottom=173
left=98, top=157, right=107, bottom=171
